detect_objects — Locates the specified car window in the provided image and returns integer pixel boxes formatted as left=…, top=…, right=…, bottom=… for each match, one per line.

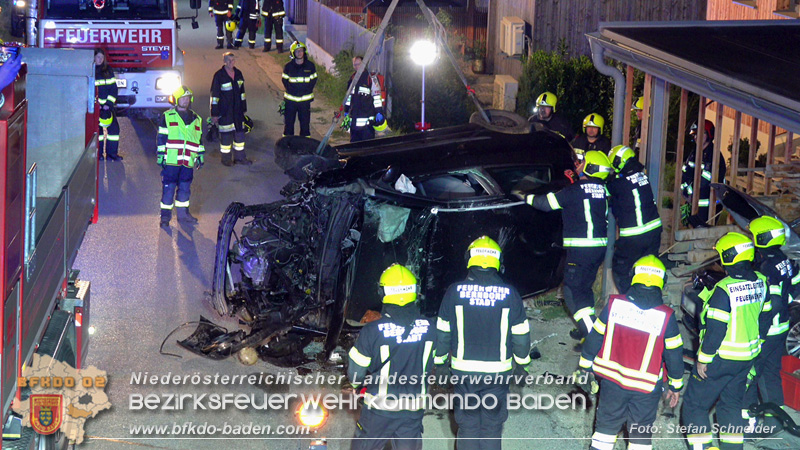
left=485, top=166, right=552, bottom=194
left=413, top=172, right=489, bottom=200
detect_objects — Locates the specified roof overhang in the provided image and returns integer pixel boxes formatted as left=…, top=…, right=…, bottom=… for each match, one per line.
left=587, top=20, right=800, bottom=134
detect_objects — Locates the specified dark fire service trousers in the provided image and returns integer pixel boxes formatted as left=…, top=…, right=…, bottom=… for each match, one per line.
left=284, top=99, right=311, bottom=137
left=564, top=246, right=606, bottom=337
left=214, top=14, right=233, bottom=46
left=264, top=14, right=284, bottom=51
left=98, top=113, right=120, bottom=158
left=743, top=332, right=787, bottom=411
left=682, top=358, right=751, bottom=450
left=351, top=407, right=422, bottom=450
left=160, top=165, right=193, bottom=218
left=611, top=227, right=662, bottom=294
left=453, top=380, right=510, bottom=450
left=350, top=125, right=375, bottom=143
left=590, top=379, right=662, bottom=450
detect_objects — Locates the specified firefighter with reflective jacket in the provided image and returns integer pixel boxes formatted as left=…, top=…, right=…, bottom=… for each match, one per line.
left=571, top=113, right=611, bottom=174
left=434, top=236, right=531, bottom=450
left=520, top=151, right=613, bottom=338
left=742, top=216, right=796, bottom=427
left=261, top=0, right=285, bottom=52
left=233, top=0, right=259, bottom=49
left=579, top=255, right=684, bottom=450
left=282, top=41, right=317, bottom=137
left=210, top=52, right=252, bottom=166
left=681, top=232, right=773, bottom=450
left=344, top=56, right=387, bottom=142
left=606, top=145, right=663, bottom=293
left=528, top=91, right=574, bottom=142
left=94, top=48, right=122, bottom=161
left=208, top=0, right=234, bottom=49
left=348, top=264, right=435, bottom=450
left=156, top=86, right=204, bottom=229
left=681, top=119, right=726, bottom=228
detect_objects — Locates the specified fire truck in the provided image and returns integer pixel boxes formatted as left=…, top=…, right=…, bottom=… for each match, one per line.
left=12, top=0, right=201, bottom=114
left=0, top=47, right=98, bottom=449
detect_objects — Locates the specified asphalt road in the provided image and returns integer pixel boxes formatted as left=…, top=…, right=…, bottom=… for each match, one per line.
left=70, top=4, right=799, bottom=450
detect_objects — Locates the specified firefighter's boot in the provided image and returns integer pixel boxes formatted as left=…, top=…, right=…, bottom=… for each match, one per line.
left=221, top=151, right=234, bottom=167
left=234, top=151, right=253, bottom=166
left=177, top=208, right=199, bottom=224
left=160, top=209, right=171, bottom=229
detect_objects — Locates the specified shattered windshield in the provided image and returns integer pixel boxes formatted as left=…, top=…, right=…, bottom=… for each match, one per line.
left=45, top=0, right=172, bottom=20
left=485, top=166, right=551, bottom=194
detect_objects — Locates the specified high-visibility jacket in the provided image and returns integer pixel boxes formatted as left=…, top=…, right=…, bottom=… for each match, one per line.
left=157, top=109, right=205, bottom=168
left=345, top=71, right=384, bottom=130
left=580, top=290, right=684, bottom=394
left=528, top=179, right=608, bottom=248
left=282, top=59, right=317, bottom=103
left=698, top=270, right=770, bottom=364
left=235, top=0, right=259, bottom=20
left=607, top=160, right=662, bottom=237
left=435, top=268, right=531, bottom=376
left=210, top=66, right=247, bottom=133
left=348, top=305, right=435, bottom=415
left=260, top=0, right=285, bottom=17
left=95, top=65, right=117, bottom=108
left=680, top=142, right=726, bottom=207
left=208, top=0, right=232, bottom=15
left=755, top=247, right=794, bottom=336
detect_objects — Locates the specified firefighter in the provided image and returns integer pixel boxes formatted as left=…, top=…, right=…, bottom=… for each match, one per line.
left=208, top=0, right=234, bottom=49
left=156, top=86, right=204, bottom=228
left=344, top=56, right=387, bottom=143
left=579, top=255, right=684, bottom=450
left=233, top=0, right=259, bottom=49
left=282, top=41, right=317, bottom=137
left=681, top=232, right=773, bottom=450
left=742, top=216, right=795, bottom=427
left=94, top=48, right=122, bottom=161
left=210, top=52, right=252, bottom=166
left=348, top=264, right=435, bottom=450
left=260, top=0, right=285, bottom=52
left=518, top=151, right=613, bottom=338
left=681, top=119, right=726, bottom=228
left=434, top=236, right=531, bottom=450
left=528, top=91, right=574, bottom=142
left=606, top=145, right=663, bottom=293
left=631, top=96, right=644, bottom=155
left=571, top=113, right=611, bottom=174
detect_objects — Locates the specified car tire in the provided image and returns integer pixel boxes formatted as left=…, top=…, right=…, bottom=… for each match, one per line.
left=787, top=322, right=800, bottom=358
left=211, top=202, right=244, bottom=316
left=469, top=109, right=531, bottom=134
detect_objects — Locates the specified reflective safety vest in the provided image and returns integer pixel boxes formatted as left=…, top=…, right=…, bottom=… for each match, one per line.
left=699, top=274, right=768, bottom=363
left=591, top=295, right=674, bottom=393
left=157, top=109, right=205, bottom=168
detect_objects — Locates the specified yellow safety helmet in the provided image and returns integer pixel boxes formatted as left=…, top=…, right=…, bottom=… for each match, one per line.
left=573, top=148, right=585, bottom=162
left=748, top=216, right=787, bottom=248
left=467, top=236, right=501, bottom=270
left=632, top=97, right=644, bottom=111
left=170, top=85, right=194, bottom=105
left=582, top=113, right=604, bottom=134
left=225, top=19, right=237, bottom=32
left=631, top=255, right=667, bottom=290
left=535, top=91, right=557, bottom=112
left=715, top=232, right=755, bottom=266
left=608, top=145, right=636, bottom=173
left=583, top=151, right=614, bottom=181
left=99, top=109, right=113, bottom=127
left=290, top=41, right=307, bottom=59
left=373, top=114, right=387, bottom=132
left=379, top=264, right=417, bottom=306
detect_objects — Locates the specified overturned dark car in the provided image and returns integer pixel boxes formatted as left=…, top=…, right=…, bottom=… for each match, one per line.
left=196, top=122, right=576, bottom=363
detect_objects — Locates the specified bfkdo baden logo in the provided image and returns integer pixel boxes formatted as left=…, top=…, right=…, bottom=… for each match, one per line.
left=12, top=354, right=111, bottom=444
left=29, top=395, right=63, bottom=435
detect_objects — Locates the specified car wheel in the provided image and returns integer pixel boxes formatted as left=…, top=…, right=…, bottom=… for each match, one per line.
left=469, top=109, right=531, bottom=134
left=787, top=322, right=800, bottom=358
left=212, top=202, right=244, bottom=316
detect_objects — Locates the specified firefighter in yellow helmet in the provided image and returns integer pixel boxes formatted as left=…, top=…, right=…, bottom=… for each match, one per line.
left=571, top=113, right=611, bottom=174
left=742, top=216, right=796, bottom=428
left=282, top=41, right=318, bottom=137
left=517, top=151, right=613, bottom=340
left=580, top=255, right=684, bottom=450
left=682, top=232, right=773, bottom=450
left=631, top=96, right=644, bottom=154
left=528, top=91, right=574, bottom=141
left=347, top=263, right=435, bottom=450
left=156, top=86, right=205, bottom=228
left=435, top=236, right=530, bottom=450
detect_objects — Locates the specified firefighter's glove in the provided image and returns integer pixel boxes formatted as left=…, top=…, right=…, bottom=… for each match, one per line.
left=510, top=190, right=527, bottom=202
left=196, top=155, right=205, bottom=170
left=157, top=155, right=166, bottom=168
left=375, top=112, right=384, bottom=123
left=573, top=369, right=599, bottom=395
left=340, top=113, right=352, bottom=131
left=278, top=100, right=286, bottom=116
left=680, top=203, right=691, bottom=227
